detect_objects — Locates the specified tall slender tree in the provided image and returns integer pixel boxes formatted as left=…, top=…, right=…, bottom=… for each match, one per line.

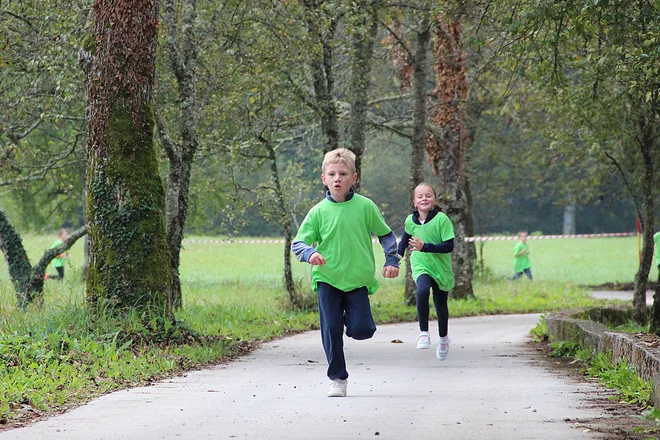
left=157, top=0, right=201, bottom=309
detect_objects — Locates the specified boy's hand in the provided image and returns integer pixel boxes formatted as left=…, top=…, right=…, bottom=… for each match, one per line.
left=309, top=252, right=326, bottom=266
left=382, top=265, right=399, bottom=278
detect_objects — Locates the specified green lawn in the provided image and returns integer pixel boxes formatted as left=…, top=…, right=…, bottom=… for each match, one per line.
left=1, top=235, right=650, bottom=312
left=0, top=233, right=640, bottom=422
left=475, top=236, right=654, bottom=285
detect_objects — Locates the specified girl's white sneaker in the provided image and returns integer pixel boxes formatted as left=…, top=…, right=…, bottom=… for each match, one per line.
left=437, top=336, right=450, bottom=360
left=416, top=331, right=431, bottom=349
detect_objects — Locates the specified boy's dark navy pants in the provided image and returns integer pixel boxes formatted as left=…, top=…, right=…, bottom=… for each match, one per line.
left=317, top=282, right=377, bottom=380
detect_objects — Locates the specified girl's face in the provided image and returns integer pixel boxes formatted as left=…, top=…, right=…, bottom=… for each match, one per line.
left=413, top=185, right=436, bottom=213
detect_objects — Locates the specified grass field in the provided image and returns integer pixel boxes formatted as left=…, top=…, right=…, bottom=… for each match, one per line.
left=474, top=236, right=656, bottom=285
left=1, top=235, right=651, bottom=309
left=0, top=233, right=646, bottom=422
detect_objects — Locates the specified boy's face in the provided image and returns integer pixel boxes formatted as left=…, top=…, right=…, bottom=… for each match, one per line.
left=520, top=232, right=528, bottom=242
left=321, top=162, right=357, bottom=202
left=413, top=185, right=436, bottom=213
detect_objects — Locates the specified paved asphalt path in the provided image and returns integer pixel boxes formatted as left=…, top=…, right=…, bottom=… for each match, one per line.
left=591, top=290, right=654, bottom=304
left=1, top=314, right=611, bottom=440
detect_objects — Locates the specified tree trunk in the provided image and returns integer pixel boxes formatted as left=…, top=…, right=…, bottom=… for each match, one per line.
left=405, top=19, right=432, bottom=305
left=0, top=210, right=88, bottom=308
left=264, top=140, right=302, bottom=308
left=388, top=14, right=431, bottom=305
left=562, top=204, right=576, bottom=235
left=633, top=113, right=655, bottom=326
left=79, top=26, right=93, bottom=281
left=428, top=13, right=474, bottom=299
left=302, top=0, right=339, bottom=153
left=348, top=0, right=379, bottom=188
left=161, top=0, right=200, bottom=310
left=652, top=271, right=660, bottom=334
left=86, top=0, right=172, bottom=316
left=0, top=209, right=33, bottom=307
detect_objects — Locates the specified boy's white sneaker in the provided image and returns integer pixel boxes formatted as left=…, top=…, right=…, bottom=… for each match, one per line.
left=437, top=336, right=450, bottom=360
left=327, top=379, right=347, bottom=397
left=416, top=331, right=431, bottom=349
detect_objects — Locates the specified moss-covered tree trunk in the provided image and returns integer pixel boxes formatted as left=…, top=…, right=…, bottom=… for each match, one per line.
left=86, top=0, right=172, bottom=316
left=0, top=209, right=33, bottom=307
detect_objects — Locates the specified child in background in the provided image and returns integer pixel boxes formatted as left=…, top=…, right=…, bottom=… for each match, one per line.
left=509, top=230, right=532, bottom=281
left=45, top=228, right=69, bottom=281
left=291, top=148, right=400, bottom=397
left=397, top=183, right=455, bottom=361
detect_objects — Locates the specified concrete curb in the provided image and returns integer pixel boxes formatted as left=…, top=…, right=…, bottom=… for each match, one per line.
left=547, top=307, right=660, bottom=408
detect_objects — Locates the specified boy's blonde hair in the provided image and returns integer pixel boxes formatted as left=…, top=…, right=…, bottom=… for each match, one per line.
left=322, top=148, right=356, bottom=174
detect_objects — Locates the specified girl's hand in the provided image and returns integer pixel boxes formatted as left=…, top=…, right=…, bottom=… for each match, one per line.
left=409, top=237, right=424, bottom=251
left=309, top=252, right=326, bottom=266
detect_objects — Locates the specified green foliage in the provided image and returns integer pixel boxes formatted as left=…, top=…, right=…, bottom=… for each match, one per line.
left=0, top=0, right=89, bottom=231
left=529, top=314, right=547, bottom=342
left=610, top=321, right=650, bottom=334
left=583, top=351, right=653, bottom=407
left=548, top=340, right=579, bottom=357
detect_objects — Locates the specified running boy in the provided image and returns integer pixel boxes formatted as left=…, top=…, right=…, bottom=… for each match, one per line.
left=397, top=183, right=455, bottom=360
left=291, top=148, right=400, bottom=397
left=509, top=230, right=532, bottom=280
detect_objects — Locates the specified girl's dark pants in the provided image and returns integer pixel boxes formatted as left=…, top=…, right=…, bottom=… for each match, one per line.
left=416, top=274, right=448, bottom=337
left=317, top=282, right=376, bottom=380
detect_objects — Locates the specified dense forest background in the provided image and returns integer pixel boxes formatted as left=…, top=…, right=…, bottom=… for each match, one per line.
left=0, top=0, right=654, bottom=240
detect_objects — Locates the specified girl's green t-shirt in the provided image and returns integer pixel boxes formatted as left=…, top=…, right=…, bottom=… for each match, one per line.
left=404, top=212, right=455, bottom=291
left=294, top=194, right=392, bottom=294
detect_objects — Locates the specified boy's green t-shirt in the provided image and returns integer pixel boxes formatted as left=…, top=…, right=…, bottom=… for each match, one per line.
left=513, top=242, right=531, bottom=273
left=294, top=194, right=392, bottom=294
left=404, top=212, right=455, bottom=291
left=654, top=232, right=660, bottom=267
left=51, top=239, right=65, bottom=268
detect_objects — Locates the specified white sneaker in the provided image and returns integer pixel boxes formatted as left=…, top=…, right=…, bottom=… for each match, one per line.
left=416, top=331, right=431, bottom=349
left=437, top=336, right=450, bottom=360
left=327, top=379, right=347, bottom=397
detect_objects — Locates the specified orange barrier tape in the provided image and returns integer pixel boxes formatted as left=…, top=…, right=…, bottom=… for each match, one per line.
left=183, top=231, right=636, bottom=245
